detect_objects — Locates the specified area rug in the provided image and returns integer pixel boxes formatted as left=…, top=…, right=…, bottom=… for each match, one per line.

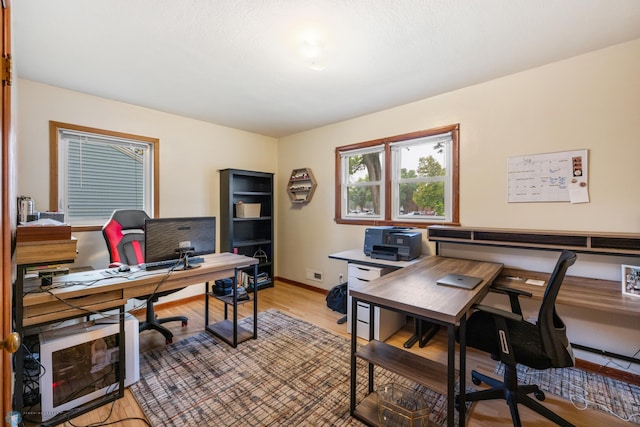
left=131, top=309, right=471, bottom=426
left=495, top=362, right=640, bottom=423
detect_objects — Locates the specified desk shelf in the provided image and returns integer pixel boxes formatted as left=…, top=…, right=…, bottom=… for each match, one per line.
left=204, top=265, right=258, bottom=348
left=356, top=340, right=448, bottom=394
left=428, top=225, right=640, bottom=256
left=353, top=334, right=450, bottom=427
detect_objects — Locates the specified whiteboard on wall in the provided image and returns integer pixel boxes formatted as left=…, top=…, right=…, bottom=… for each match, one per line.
left=507, top=149, right=589, bottom=203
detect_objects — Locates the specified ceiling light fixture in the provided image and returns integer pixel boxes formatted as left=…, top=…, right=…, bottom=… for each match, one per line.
left=297, top=29, right=327, bottom=71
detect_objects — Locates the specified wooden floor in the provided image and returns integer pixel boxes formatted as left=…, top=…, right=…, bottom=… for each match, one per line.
left=50, top=281, right=632, bottom=427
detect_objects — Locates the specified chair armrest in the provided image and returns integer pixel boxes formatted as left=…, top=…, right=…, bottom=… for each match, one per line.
left=489, top=285, right=532, bottom=316
left=473, top=304, right=522, bottom=322
left=491, top=285, right=533, bottom=298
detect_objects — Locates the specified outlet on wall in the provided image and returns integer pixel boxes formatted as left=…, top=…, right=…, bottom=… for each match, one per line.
left=306, top=268, right=323, bottom=282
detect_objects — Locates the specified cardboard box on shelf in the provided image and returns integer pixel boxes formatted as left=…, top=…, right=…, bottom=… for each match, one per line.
left=235, top=203, right=261, bottom=218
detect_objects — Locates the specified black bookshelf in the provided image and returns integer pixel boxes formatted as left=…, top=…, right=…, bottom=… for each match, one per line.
left=219, top=169, right=274, bottom=290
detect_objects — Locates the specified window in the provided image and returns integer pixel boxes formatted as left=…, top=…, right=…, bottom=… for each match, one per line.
left=50, top=122, right=159, bottom=229
left=335, top=124, right=459, bottom=226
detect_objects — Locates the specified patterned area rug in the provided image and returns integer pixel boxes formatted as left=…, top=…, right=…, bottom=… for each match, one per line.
left=131, top=309, right=471, bottom=426
left=495, top=363, right=640, bottom=423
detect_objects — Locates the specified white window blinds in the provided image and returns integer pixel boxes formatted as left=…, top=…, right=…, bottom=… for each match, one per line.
left=58, top=130, right=153, bottom=224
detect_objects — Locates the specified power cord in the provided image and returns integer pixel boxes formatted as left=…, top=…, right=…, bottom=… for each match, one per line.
left=568, top=382, right=640, bottom=422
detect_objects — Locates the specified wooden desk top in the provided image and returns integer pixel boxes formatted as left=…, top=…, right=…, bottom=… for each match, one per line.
left=349, top=255, right=503, bottom=325
left=21, top=252, right=257, bottom=327
left=494, top=267, right=640, bottom=317
left=329, top=248, right=427, bottom=269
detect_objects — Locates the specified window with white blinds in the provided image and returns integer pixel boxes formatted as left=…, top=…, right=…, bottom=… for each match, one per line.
left=51, top=122, right=157, bottom=226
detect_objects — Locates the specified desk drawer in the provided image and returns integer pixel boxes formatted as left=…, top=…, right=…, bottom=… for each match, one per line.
left=357, top=301, right=370, bottom=320
left=347, top=262, right=404, bottom=341
left=348, top=264, right=393, bottom=281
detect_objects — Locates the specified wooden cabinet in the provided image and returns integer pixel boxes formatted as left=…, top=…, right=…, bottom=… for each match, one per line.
left=286, top=167, right=316, bottom=204
left=219, top=169, right=274, bottom=290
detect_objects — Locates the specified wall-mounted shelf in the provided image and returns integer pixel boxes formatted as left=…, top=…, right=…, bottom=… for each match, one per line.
left=287, top=167, right=317, bottom=204
left=427, top=225, right=640, bottom=256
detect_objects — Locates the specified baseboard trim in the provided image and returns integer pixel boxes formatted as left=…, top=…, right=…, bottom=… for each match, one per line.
left=575, top=358, right=640, bottom=386
left=274, top=276, right=328, bottom=295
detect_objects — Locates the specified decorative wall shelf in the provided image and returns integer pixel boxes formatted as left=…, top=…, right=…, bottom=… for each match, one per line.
left=287, top=167, right=317, bottom=204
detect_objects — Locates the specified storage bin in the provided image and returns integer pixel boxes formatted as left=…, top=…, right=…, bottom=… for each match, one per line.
left=377, top=383, right=430, bottom=427
left=235, top=203, right=261, bottom=218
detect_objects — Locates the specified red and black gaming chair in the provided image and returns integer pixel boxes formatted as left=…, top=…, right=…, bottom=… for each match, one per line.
left=102, top=209, right=188, bottom=344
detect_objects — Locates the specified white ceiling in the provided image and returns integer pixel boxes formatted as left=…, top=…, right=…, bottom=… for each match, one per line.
left=12, top=0, right=640, bottom=138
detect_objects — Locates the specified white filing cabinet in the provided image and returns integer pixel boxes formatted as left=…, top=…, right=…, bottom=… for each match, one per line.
left=347, top=263, right=406, bottom=341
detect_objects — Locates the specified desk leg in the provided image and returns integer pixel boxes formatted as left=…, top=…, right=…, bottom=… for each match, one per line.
left=349, top=296, right=358, bottom=416
left=232, top=269, right=238, bottom=347
left=253, top=263, right=258, bottom=339
left=204, top=281, right=210, bottom=326
left=404, top=318, right=440, bottom=348
left=458, top=314, right=467, bottom=427
left=447, top=323, right=457, bottom=427
left=403, top=317, right=420, bottom=348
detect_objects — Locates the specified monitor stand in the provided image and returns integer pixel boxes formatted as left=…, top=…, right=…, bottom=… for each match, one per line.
left=174, top=248, right=200, bottom=271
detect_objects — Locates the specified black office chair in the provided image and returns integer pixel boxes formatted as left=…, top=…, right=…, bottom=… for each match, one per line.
left=459, top=250, right=577, bottom=427
left=102, top=209, right=188, bottom=344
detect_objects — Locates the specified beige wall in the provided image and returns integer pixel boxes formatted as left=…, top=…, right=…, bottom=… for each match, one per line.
left=278, top=38, right=640, bottom=289
left=277, top=38, right=640, bottom=368
left=16, top=80, right=277, bottom=299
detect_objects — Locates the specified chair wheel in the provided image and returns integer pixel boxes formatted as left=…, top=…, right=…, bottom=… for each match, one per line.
left=472, top=377, right=482, bottom=386
left=182, top=320, right=188, bottom=327
left=534, top=390, right=545, bottom=401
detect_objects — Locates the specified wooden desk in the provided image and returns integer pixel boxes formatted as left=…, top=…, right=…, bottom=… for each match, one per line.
left=427, top=225, right=640, bottom=363
left=14, top=251, right=258, bottom=425
left=349, top=255, right=503, bottom=427
left=21, top=252, right=257, bottom=327
left=494, top=267, right=640, bottom=317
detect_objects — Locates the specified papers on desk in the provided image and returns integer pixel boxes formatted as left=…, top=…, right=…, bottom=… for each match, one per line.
left=505, top=276, right=546, bottom=286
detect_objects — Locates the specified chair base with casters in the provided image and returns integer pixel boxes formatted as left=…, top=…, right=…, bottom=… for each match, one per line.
left=461, top=366, right=575, bottom=427
left=138, top=293, right=188, bottom=344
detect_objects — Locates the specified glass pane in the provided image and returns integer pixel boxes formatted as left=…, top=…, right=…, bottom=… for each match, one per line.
left=346, top=151, right=383, bottom=184
left=346, top=185, right=380, bottom=216
left=398, top=139, right=447, bottom=178
left=397, top=181, right=445, bottom=217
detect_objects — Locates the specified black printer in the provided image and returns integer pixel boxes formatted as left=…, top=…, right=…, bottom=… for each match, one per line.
left=363, top=226, right=422, bottom=261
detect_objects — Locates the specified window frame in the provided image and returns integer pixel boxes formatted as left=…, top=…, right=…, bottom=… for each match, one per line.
left=49, top=121, right=160, bottom=231
left=334, top=124, right=459, bottom=227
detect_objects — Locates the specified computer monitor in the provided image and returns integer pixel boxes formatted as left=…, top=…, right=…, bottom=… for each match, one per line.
left=144, top=217, right=216, bottom=267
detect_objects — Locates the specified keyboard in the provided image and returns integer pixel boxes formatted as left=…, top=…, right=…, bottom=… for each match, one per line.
left=141, top=256, right=205, bottom=271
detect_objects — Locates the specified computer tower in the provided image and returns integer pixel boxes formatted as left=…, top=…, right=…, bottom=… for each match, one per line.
left=38, top=314, right=139, bottom=421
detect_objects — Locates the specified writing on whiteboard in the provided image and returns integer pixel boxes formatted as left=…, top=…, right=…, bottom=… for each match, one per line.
left=507, top=150, right=588, bottom=203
